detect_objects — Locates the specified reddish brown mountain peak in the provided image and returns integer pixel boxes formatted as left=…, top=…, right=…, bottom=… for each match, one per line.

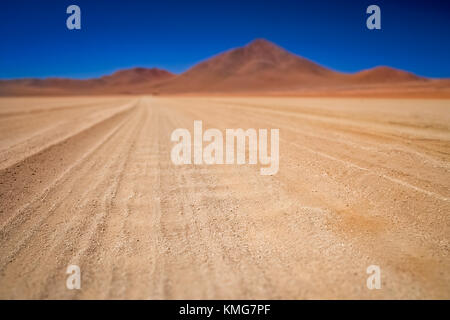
left=112, top=67, right=174, bottom=77
left=243, top=38, right=287, bottom=55
left=129, top=67, right=152, bottom=74
left=246, top=38, right=278, bottom=48
left=353, top=65, right=424, bottom=83
left=366, top=66, right=409, bottom=75
left=372, top=66, right=396, bottom=71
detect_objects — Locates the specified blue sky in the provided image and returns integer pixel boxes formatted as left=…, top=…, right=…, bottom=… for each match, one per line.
left=1, top=0, right=449, bottom=79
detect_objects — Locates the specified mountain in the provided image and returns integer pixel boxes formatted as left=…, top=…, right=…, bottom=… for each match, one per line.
left=350, top=66, right=425, bottom=83
left=99, top=67, right=174, bottom=86
left=150, top=39, right=345, bottom=93
left=0, top=39, right=448, bottom=96
left=0, top=67, right=175, bottom=96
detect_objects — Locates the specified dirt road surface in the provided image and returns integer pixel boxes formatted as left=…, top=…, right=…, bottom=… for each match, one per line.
left=0, top=96, right=449, bottom=299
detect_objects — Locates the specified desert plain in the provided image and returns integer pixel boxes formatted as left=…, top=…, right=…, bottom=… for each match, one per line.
left=0, top=95, right=448, bottom=299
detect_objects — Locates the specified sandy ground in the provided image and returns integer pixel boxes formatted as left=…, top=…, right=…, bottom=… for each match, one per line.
left=0, top=96, right=449, bottom=299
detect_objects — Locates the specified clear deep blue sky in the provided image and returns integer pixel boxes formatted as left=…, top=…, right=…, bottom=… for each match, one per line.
left=1, top=0, right=449, bottom=79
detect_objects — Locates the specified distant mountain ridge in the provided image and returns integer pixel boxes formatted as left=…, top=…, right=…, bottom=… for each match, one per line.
left=0, top=67, right=175, bottom=95
left=0, top=39, right=447, bottom=97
